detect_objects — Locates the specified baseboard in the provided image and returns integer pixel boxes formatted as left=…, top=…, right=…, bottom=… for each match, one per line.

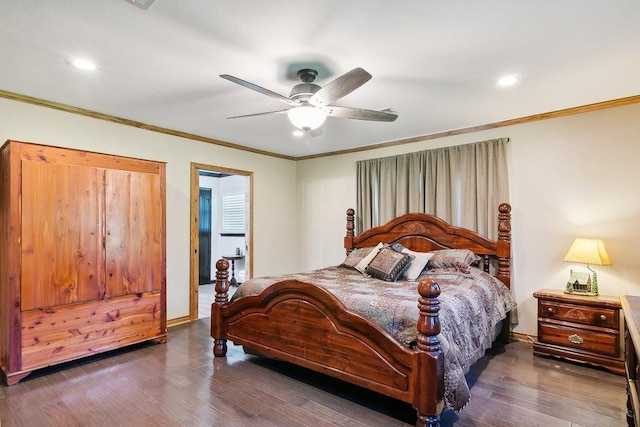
left=511, top=331, right=536, bottom=344
left=168, top=315, right=191, bottom=327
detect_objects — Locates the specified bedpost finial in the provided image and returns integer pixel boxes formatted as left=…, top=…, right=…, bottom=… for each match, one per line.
left=498, top=203, right=511, bottom=214
left=216, top=258, right=230, bottom=271
left=418, top=278, right=441, bottom=299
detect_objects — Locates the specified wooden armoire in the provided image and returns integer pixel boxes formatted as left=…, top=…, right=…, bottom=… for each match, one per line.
left=0, top=140, right=167, bottom=385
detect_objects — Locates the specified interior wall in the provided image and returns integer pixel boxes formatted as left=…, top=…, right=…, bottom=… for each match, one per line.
left=0, top=98, right=298, bottom=321
left=295, top=102, right=640, bottom=337
left=3, top=95, right=639, bottom=336
left=217, top=175, right=247, bottom=279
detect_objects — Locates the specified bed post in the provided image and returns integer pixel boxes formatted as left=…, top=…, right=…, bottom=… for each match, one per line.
left=497, top=203, right=512, bottom=343
left=496, top=203, right=512, bottom=288
left=344, top=208, right=355, bottom=254
left=211, top=258, right=230, bottom=357
left=414, top=279, right=445, bottom=427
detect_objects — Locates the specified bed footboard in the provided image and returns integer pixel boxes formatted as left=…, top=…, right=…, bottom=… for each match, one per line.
left=211, top=261, right=445, bottom=427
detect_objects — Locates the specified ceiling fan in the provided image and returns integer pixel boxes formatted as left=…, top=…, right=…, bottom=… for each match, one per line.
left=220, top=67, right=398, bottom=136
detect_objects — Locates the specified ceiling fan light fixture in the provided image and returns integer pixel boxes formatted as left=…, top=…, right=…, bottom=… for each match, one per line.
left=287, top=106, right=327, bottom=130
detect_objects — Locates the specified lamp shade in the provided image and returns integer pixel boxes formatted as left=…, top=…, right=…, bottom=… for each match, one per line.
left=563, top=238, right=612, bottom=266
left=287, top=106, right=328, bottom=130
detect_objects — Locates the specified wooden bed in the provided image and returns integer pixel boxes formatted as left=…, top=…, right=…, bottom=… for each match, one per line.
left=211, top=203, right=512, bottom=427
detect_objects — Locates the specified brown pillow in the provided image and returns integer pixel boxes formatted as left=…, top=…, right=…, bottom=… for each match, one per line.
left=365, top=247, right=413, bottom=281
left=426, top=249, right=480, bottom=274
left=341, top=247, right=375, bottom=269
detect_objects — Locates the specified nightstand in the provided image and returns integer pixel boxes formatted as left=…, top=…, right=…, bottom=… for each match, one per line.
left=533, top=289, right=624, bottom=375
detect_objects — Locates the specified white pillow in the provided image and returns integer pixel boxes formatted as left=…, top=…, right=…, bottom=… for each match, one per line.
left=400, top=248, right=433, bottom=280
left=355, top=242, right=385, bottom=274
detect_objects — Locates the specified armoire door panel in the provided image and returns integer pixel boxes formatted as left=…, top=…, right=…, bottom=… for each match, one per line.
left=20, top=160, right=105, bottom=311
left=105, top=169, right=163, bottom=297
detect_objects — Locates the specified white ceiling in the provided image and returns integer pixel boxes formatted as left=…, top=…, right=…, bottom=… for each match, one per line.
left=2, top=1, right=640, bottom=158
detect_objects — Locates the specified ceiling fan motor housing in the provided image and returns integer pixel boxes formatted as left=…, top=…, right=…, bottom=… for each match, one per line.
left=289, top=83, right=321, bottom=103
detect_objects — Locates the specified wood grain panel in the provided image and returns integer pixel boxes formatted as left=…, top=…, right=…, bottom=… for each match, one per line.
left=538, top=323, right=619, bottom=356
left=20, top=292, right=163, bottom=371
left=228, top=300, right=410, bottom=391
left=539, top=299, right=618, bottom=328
left=18, top=142, right=161, bottom=173
left=0, top=142, right=17, bottom=371
left=20, top=160, right=104, bottom=310
left=220, top=280, right=416, bottom=402
left=105, top=169, right=163, bottom=297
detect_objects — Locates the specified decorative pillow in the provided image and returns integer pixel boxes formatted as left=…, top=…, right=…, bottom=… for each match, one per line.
left=389, top=242, right=406, bottom=253
left=341, top=246, right=375, bottom=269
left=355, top=242, right=385, bottom=274
left=365, top=247, right=413, bottom=281
left=426, top=249, right=480, bottom=274
left=400, top=248, right=433, bottom=280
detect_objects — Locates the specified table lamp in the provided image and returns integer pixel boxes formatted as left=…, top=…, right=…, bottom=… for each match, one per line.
left=563, top=238, right=611, bottom=296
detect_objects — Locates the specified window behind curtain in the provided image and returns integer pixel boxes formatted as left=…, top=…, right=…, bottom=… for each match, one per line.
left=356, top=138, right=509, bottom=240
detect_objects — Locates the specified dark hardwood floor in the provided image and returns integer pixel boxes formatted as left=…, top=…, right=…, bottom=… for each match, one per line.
left=0, top=318, right=626, bottom=426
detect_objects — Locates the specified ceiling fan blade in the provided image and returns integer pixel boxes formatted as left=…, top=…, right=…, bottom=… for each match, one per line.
left=227, top=109, right=289, bottom=119
left=308, top=68, right=372, bottom=107
left=220, top=74, right=300, bottom=107
left=325, top=106, right=398, bottom=122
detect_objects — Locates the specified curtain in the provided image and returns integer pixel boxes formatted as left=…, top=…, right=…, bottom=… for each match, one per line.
left=356, top=138, right=509, bottom=239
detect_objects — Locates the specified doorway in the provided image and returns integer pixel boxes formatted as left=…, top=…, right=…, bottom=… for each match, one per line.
left=190, top=162, right=253, bottom=320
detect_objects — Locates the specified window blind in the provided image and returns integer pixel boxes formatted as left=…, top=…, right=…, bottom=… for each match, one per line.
left=221, top=194, right=245, bottom=234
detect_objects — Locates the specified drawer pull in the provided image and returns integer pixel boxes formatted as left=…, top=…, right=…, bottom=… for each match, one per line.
left=568, top=334, right=584, bottom=345
left=599, top=314, right=607, bottom=321
left=546, top=307, right=554, bottom=315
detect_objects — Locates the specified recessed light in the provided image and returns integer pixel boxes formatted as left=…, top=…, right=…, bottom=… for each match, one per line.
left=71, top=58, right=97, bottom=71
left=292, top=130, right=305, bottom=137
left=497, top=74, right=518, bottom=87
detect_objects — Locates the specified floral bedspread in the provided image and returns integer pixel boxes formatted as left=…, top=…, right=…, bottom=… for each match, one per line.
left=231, top=265, right=516, bottom=411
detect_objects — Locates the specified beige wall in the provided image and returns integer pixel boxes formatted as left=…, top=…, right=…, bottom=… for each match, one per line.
left=0, top=98, right=298, bottom=321
left=3, top=96, right=640, bottom=337
left=296, top=102, right=640, bottom=337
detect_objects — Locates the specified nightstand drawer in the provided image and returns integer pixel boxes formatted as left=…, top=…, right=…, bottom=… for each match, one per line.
left=538, top=323, right=619, bottom=356
left=539, top=300, right=618, bottom=329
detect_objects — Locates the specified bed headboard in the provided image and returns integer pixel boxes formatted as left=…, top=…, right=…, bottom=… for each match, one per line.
left=344, top=203, right=512, bottom=288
